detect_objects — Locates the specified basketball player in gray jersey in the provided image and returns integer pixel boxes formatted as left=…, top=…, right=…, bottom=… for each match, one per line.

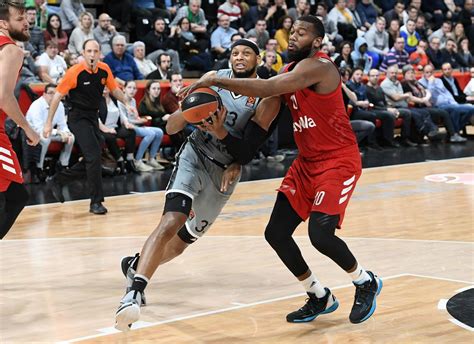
left=114, top=39, right=281, bottom=331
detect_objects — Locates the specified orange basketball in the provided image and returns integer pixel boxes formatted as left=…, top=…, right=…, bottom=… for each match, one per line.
left=181, top=87, right=222, bottom=125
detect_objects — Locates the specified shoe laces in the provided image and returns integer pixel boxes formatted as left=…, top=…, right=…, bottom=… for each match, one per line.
left=354, top=280, right=375, bottom=305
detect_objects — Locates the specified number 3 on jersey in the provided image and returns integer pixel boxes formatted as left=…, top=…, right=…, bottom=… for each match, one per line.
left=226, top=111, right=238, bottom=127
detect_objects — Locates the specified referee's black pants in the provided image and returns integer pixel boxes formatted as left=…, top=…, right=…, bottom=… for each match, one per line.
left=58, top=116, right=104, bottom=204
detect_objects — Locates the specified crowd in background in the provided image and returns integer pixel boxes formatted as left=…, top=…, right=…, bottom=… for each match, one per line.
left=8, top=0, right=474, bottom=184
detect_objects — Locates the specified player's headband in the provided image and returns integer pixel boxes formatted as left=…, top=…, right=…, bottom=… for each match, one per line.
left=231, top=39, right=260, bottom=56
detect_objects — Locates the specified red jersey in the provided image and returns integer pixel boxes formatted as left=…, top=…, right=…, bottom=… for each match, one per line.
left=282, top=51, right=357, bottom=159
left=0, top=35, right=24, bottom=191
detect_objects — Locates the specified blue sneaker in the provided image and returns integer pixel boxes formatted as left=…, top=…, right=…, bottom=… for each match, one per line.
left=286, top=288, right=339, bottom=323
left=349, top=271, right=383, bottom=324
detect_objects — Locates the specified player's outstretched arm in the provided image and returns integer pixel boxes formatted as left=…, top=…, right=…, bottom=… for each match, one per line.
left=0, top=44, right=40, bottom=145
left=179, top=59, right=326, bottom=98
left=166, top=109, right=188, bottom=135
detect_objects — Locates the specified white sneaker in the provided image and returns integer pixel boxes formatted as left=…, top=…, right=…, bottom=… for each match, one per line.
left=115, top=290, right=143, bottom=331
left=266, top=154, right=285, bottom=162
left=135, top=160, right=153, bottom=172
left=148, top=158, right=165, bottom=170
left=449, top=133, right=467, bottom=143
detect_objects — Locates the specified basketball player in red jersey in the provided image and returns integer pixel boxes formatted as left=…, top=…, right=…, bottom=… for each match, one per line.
left=0, top=1, right=40, bottom=239
left=181, top=16, right=382, bottom=324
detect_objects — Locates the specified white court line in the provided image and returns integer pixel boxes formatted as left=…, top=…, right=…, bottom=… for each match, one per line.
left=3, top=235, right=473, bottom=244
left=449, top=318, right=474, bottom=332
left=60, top=273, right=408, bottom=343
left=25, top=157, right=474, bottom=209
left=406, top=273, right=473, bottom=285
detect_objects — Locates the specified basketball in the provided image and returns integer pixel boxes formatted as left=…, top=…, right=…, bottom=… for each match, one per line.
left=181, top=87, right=222, bottom=125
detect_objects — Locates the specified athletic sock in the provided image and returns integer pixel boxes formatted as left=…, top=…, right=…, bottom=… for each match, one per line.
left=126, top=153, right=134, bottom=161
left=350, top=263, right=371, bottom=285
left=131, top=274, right=149, bottom=293
left=301, top=272, right=327, bottom=298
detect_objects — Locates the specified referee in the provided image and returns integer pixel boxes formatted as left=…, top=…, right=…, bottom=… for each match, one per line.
left=43, top=39, right=132, bottom=214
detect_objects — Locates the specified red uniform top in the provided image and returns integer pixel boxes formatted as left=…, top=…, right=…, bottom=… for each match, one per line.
left=282, top=51, right=357, bottom=159
left=0, top=35, right=24, bottom=190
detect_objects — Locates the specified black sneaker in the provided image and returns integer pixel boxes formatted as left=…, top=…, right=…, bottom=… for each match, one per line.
left=48, top=175, right=65, bottom=203
left=349, top=271, right=383, bottom=324
left=286, top=288, right=339, bottom=323
left=121, top=254, right=146, bottom=306
left=89, top=202, right=108, bottom=215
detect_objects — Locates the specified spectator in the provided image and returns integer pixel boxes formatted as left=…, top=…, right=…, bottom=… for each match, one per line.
left=243, top=0, right=268, bottom=32
left=288, top=0, right=308, bottom=22
left=143, top=17, right=181, bottom=73
left=68, top=11, right=94, bottom=55
left=26, top=84, right=74, bottom=179
left=347, top=68, right=398, bottom=148
left=364, top=17, right=389, bottom=58
left=409, top=39, right=430, bottom=71
left=15, top=41, right=41, bottom=99
left=257, top=50, right=278, bottom=79
left=162, top=72, right=183, bottom=113
left=316, top=2, right=341, bottom=44
left=400, top=19, right=420, bottom=54
left=43, top=14, right=68, bottom=54
left=328, top=0, right=357, bottom=41
left=260, top=38, right=283, bottom=73
left=422, top=1, right=455, bottom=28
left=26, top=6, right=45, bottom=56
left=103, top=0, right=132, bottom=32
left=171, top=17, right=212, bottom=72
left=374, top=0, right=397, bottom=13
left=118, top=81, right=165, bottom=172
left=93, top=13, right=117, bottom=56
left=380, top=37, right=409, bottom=72
left=419, top=64, right=474, bottom=133
left=384, top=0, right=405, bottom=25
left=387, top=18, right=401, bottom=48
left=63, top=51, right=79, bottom=68
left=463, top=67, right=474, bottom=100
left=98, top=87, right=138, bottom=174
left=274, top=15, right=293, bottom=55
left=265, top=0, right=288, bottom=35
left=104, top=35, right=144, bottom=86
left=133, top=41, right=157, bottom=78
left=381, top=65, right=442, bottom=143
left=36, top=41, right=67, bottom=83
left=426, top=36, right=444, bottom=69
left=351, top=36, right=372, bottom=74
left=346, top=0, right=370, bottom=33
left=27, top=0, right=48, bottom=29
left=429, top=21, right=453, bottom=49
left=415, top=13, right=431, bottom=40
left=401, top=64, right=466, bottom=143
left=365, top=67, right=417, bottom=147
left=440, top=38, right=468, bottom=69
left=453, top=22, right=466, bottom=44
left=131, top=0, right=170, bottom=23
left=59, top=0, right=85, bottom=33
left=211, top=14, right=238, bottom=60
left=146, top=53, right=172, bottom=80
left=217, top=0, right=244, bottom=33
left=334, top=41, right=354, bottom=69
left=246, top=19, right=270, bottom=50
left=440, top=62, right=473, bottom=103
left=356, top=0, right=377, bottom=25
left=170, top=0, right=209, bottom=40
left=458, top=38, right=474, bottom=67
left=401, top=6, right=419, bottom=28
left=459, top=0, right=474, bottom=30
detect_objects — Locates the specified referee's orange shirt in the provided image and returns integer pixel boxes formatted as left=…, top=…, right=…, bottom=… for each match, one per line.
left=57, top=61, right=118, bottom=115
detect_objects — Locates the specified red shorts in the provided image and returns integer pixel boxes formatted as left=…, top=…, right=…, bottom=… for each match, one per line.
left=0, top=134, right=23, bottom=192
left=277, top=145, right=361, bottom=228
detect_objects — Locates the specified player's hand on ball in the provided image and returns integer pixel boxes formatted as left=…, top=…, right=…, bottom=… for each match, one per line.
left=197, top=107, right=228, bottom=139
left=178, top=71, right=217, bottom=98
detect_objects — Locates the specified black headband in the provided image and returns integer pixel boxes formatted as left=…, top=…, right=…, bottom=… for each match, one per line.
left=231, top=39, right=260, bottom=56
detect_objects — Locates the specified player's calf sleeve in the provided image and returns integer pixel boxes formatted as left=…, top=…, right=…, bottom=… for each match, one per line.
left=0, top=183, right=29, bottom=239
left=308, top=212, right=356, bottom=271
left=264, top=192, right=308, bottom=277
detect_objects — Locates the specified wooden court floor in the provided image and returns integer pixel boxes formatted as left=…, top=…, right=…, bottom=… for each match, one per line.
left=1, top=157, right=473, bottom=343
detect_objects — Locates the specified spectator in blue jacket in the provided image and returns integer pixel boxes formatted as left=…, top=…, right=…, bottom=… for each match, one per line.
left=104, top=35, right=144, bottom=86
left=356, top=0, right=378, bottom=25
left=400, top=19, right=420, bottom=54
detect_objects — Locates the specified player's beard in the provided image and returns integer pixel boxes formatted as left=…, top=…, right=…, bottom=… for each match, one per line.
left=288, top=46, right=312, bottom=63
left=9, top=27, right=30, bottom=42
left=233, top=65, right=257, bottom=78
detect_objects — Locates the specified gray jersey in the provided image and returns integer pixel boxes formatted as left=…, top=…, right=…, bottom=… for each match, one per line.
left=189, top=69, right=261, bottom=166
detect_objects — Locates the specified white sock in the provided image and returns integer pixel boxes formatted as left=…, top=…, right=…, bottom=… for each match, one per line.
left=350, top=263, right=371, bottom=285
left=126, top=153, right=134, bottom=161
left=301, top=273, right=327, bottom=298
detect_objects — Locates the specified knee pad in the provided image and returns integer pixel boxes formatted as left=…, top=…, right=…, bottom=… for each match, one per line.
left=163, top=192, right=192, bottom=216
left=177, top=225, right=197, bottom=244
left=308, top=212, right=339, bottom=252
